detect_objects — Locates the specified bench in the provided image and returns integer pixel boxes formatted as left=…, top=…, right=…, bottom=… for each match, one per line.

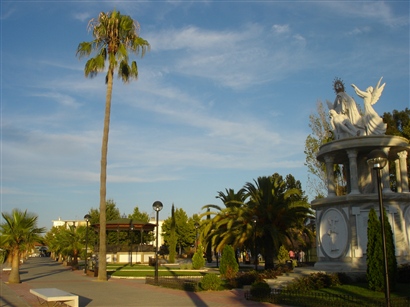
left=30, top=288, right=79, bottom=307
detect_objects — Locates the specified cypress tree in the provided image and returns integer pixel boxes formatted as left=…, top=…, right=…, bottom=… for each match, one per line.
left=367, top=208, right=384, bottom=291
left=219, top=245, right=239, bottom=279
left=366, top=207, right=397, bottom=291
left=168, top=204, right=177, bottom=263
left=383, top=208, right=397, bottom=291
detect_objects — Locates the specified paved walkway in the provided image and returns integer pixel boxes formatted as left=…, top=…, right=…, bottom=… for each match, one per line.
left=1, top=258, right=284, bottom=307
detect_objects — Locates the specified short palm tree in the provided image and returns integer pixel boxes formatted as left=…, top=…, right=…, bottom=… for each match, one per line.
left=76, top=10, right=149, bottom=281
left=0, top=209, right=45, bottom=283
left=245, top=173, right=314, bottom=269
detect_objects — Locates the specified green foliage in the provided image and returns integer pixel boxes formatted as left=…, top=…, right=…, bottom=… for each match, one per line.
left=366, top=207, right=397, bottom=291
left=277, top=245, right=290, bottom=264
left=0, top=209, right=45, bottom=283
left=250, top=281, right=271, bottom=299
left=168, top=204, right=177, bottom=263
left=192, top=244, right=205, bottom=269
left=285, top=272, right=341, bottom=291
left=234, top=270, right=260, bottom=288
left=201, top=173, right=313, bottom=271
left=219, top=245, right=239, bottom=279
left=383, top=108, right=410, bottom=190
left=304, top=101, right=334, bottom=198
left=200, top=273, right=222, bottom=291
left=161, top=208, right=197, bottom=255
left=179, top=262, right=193, bottom=270
left=367, top=208, right=384, bottom=291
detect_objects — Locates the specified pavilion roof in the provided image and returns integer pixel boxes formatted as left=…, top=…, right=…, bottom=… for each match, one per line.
left=92, top=218, right=156, bottom=232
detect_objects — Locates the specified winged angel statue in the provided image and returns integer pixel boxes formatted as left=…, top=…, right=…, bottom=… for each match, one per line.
left=327, top=77, right=387, bottom=140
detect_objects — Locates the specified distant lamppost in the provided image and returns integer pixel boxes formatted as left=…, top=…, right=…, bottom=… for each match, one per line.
left=367, top=149, right=390, bottom=307
left=84, top=214, right=91, bottom=274
left=194, top=222, right=200, bottom=251
left=130, top=223, right=134, bottom=266
left=252, top=215, right=258, bottom=271
left=152, top=201, right=163, bottom=284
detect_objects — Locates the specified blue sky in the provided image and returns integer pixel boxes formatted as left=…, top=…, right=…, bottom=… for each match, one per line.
left=1, top=1, right=409, bottom=230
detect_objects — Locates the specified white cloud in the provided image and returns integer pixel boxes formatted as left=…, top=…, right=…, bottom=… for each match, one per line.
left=272, top=24, right=290, bottom=34
left=73, top=12, right=91, bottom=22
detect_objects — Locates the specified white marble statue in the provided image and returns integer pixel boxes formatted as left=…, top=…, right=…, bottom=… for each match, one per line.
left=351, top=77, right=387, bottom=136
left=329, top=109, right=359, bottom=139
left=327, top=77, right=386, bottom=139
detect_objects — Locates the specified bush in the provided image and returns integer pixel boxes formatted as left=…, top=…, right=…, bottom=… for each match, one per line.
left=285, top=273, right=341, bottom=291
left=192, top=245, right=205, bottom=269
left=250, top=281, right=271, bottom=299
left=200, top=273, right=222, bottom=291
left=277, top=245, right=290, bottom=264
left=235, top=271, right=260, bottom=288
left=219, top=245, right=239, bottom=280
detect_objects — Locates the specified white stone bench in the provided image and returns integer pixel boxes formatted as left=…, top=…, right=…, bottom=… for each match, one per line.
left=30, top=288, right=79, bottom=307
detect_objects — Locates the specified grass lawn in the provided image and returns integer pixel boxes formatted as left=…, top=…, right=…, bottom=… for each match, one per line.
left=272, top=283, right=409, bottom=307
left=315, top=282, right=409, bottom=298
left=107, top=263, right=209, bottom=278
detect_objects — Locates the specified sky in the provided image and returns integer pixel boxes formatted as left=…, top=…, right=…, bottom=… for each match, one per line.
left=1, top=1, right=409, bottom=231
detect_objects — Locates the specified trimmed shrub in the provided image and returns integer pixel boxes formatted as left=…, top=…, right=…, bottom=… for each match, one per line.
left=250, top=281, right=271, bottom=299
left=285, top=273, right=341, bottom=291
left=192, top=245, right=205, bottom=269
left=277, top=245, right=290, bottom=264
left=219, top=245, right=239, bottom=280
left=200, top=273, right=222, bottom=291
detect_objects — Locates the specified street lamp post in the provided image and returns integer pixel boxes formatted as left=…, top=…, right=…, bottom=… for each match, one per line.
left=152, top=201, right=163, bottom=285
left=84, top=214, right=91, bottom=274
left=252, top=215, right=258, bottom=271
left=130, top=223, right=134, bottom=266
left=367, top=149, right=390, bottom=307
left=194, top=222, right=199, bottom=251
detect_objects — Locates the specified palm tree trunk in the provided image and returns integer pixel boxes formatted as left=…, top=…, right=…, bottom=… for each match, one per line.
left=8, top=249, right=21, bottom=284
left=264, top=237, right=275, bottom=270
left=98, top=68, right=114, bottom=281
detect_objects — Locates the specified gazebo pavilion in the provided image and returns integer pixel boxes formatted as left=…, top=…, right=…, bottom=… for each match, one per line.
left=92, top=218, right=157, bottom=264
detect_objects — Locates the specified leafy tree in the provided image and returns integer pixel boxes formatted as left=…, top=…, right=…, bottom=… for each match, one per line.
left=128, top=206, right=149, bottom=223
left=219, top=245, right=239, bottom=279
left=128, top=206, right=152, bottom=245
left=89, top=199, right=122, bottom=246
left=383, top=108, right=410, bottom=191
left=162, top=208, right=196, bottom=255
left=0, top=209, right=45, bottom=283
left=304, top=101, right=333, bottom=198
left=304, top=101, right=349, bottom=198
left=76, top=10, right=150, bottom=281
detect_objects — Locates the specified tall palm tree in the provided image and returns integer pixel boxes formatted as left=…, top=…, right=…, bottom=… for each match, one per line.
left=0, top=209, right=45, bottom=283
left=76, top=10, right=149, bottom=281
left=245, top=173, right=314, bottom=269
